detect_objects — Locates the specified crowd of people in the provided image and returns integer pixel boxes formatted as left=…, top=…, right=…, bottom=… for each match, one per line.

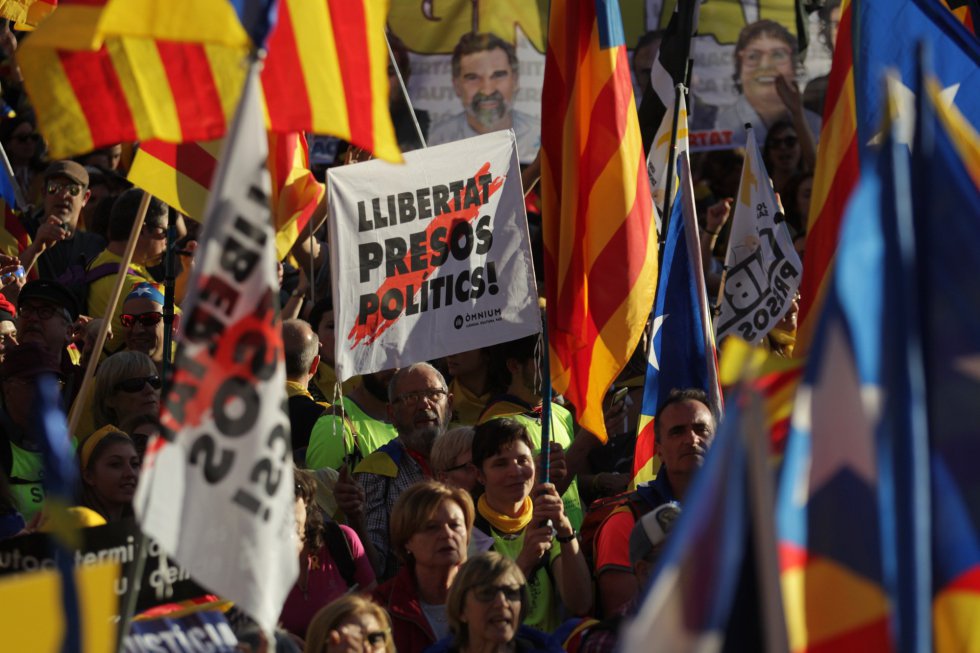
left=0, top=7, right=840, bottom=652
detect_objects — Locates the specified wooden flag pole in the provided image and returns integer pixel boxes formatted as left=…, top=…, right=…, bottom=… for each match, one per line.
left=66, top=191, right=151, bottom=437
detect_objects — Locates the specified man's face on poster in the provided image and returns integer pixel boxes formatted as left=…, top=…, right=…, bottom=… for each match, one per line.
left=453, top=48, right=518, bottom=132
left=738, top=33, right=795, bottom=109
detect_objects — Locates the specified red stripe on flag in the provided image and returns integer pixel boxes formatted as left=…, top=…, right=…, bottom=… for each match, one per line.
left=140, top=141, right=217, bottom=190
left=633, top=420, right=655, bottom=480
left=156, top=42, right=227, bottom=139
left=806, top=617, right=892, bottom=653
left=57, top=48, right=138, bottom=146
left=326, top=0, right=374, bottom=152
left=261, top=1, right=313, bottom=131
left=4, top=206, right=30, bottom=251
left=778, top=541, right=809, bottom=572
left=947, top=566, right=980, bottom=592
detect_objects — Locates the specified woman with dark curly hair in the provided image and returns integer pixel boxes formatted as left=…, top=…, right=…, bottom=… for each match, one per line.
left=281, top=468, right=376, bottom=639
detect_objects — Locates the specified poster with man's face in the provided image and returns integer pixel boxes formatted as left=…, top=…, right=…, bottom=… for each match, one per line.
left=365, top=0, right=837, bottom=165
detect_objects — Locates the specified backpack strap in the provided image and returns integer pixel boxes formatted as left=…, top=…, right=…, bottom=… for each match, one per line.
left=323, top=520, right=357, bottom=588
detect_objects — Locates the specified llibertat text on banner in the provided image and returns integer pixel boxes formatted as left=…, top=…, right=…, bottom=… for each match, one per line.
left=327, top=130, right=541, bottom=380
left=134, top=65, right=297, bottom=635
left=715, top=129, right=802, bottom=344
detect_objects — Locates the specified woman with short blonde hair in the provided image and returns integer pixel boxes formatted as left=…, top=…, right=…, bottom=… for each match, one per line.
left=374, top=480, right=475, bottom=653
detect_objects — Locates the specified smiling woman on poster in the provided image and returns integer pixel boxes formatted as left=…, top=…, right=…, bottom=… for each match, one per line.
left=711, top=19, right=822, bottom=147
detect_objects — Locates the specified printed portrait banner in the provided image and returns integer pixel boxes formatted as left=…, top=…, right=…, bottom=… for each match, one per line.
left=715, top=131, right=802, bottom=342
left=0, top=521, right=208, bottom=614
left=388, top=0, right=834, bottom=155
left=327, top=130, right=541, bottom=380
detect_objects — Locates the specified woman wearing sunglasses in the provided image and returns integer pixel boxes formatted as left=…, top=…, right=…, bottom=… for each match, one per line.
left=77, top=426, right=139, bottom=522
left=427, top=552, right=563, bottom=653
left=304, top=595, right=395, bottom=653
left=93, top=351, right=161, bottom=433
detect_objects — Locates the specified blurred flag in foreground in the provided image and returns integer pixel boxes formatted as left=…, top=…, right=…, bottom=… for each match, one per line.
left=135, top=64, right=297, bottom=635
left=540, top=0, right=657, bottom=442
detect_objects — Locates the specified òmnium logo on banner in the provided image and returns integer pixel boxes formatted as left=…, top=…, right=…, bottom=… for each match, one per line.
left=327, top=130, right=541, bottom=380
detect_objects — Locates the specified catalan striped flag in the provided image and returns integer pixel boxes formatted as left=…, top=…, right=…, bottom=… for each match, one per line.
left=792, top=0, right=857, bottom=358
left=260, top=0, right=401, bottom=162
left=128, top=133, right=323, bottom=260
left=17, top=0, right=250, bottom=160
left=540, top=0, right=658, bottom=442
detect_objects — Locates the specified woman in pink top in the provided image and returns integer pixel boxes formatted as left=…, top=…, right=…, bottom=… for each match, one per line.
left=281, top=469, right=377, bottom=639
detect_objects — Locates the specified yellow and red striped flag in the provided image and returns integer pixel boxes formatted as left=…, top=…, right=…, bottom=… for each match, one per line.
left=261, top=0, right=400, bottom=162
left=793, top=0, right=858, bottom=358
left=0, top=0, right=56, bottom=27
left=17, top=0, right=249, bottom=160
left=18, top=0, right=401, bottom=164
left=128, top=133, right=324, bottom=260
left=540, top=0, right=658, bottom=442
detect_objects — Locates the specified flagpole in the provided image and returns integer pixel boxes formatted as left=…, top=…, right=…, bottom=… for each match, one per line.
left=67, top=191, right=151, bottom=437
left=160, top=216, right=177, bottom=387
left=385, top=32, right=427, bottom=150
left=657, top=79, right=687, bottom=258
left=744, top=391, right=790, bottom=653
left=539, top=304, right=552, bottom=487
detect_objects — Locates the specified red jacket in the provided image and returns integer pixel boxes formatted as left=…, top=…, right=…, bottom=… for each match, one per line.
left=373, top=566, right=436, bottom=653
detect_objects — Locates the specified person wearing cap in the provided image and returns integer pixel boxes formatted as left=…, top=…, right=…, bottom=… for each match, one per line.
left=592, top=388, right=715, bottom=617
left=86, top=188, right=190, bottom=348
left=119, top=281, right=177, bottom=374
left=18, top=160, right=106, bottom=285
left=573, top=504, right=682, bottom=653
left=0, top=342, right=72, bottom=521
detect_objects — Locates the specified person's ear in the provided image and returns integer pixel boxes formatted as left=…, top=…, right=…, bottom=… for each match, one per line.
left=81, top=189, right=91, bottom=206
left=309, top=354, right=320, bottom=377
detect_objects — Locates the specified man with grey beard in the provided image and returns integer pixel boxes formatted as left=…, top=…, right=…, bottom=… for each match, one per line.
left=428, top=32, right=539, bottom=160
left=354, top=362, right=454, bottom=580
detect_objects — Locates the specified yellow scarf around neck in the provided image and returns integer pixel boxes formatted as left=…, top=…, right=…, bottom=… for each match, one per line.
left=478, top=494, right=533, bottom=534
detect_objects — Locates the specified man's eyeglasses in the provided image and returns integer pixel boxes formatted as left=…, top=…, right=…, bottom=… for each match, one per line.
left=120, top=311, right=163, bottom=328
left=18, top=302, right=70, bottom=322
left=114, top=375, right=162, bottom=393
left=46, top=181, right=83, bottom=197
left=392, top=388, right=447, bottom=406
left=472, top=584, right=522, bottom=603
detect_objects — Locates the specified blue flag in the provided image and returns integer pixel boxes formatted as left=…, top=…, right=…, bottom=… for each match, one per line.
left=855, top=0, right=980, bottom=154
left=33, top=373, right=82, bottom=653
left=912, top=68, right=980, bottom=651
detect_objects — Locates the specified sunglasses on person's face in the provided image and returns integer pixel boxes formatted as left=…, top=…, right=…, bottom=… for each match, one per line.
left=114, top=375, right=162, bottom=393
left=46, top=181, right=83, bottom=197
left=472, top=584, right=522, bottom=603
left=120, top=311, right=163, bottom=328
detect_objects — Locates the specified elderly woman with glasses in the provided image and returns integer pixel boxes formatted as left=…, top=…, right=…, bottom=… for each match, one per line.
left=304, top=594, right=395, bottom=653
left=426, top=552, right=563, bottom=653
left=374, top=480, right=475, bottom=653
left=93, top=351, right=160, bottom=433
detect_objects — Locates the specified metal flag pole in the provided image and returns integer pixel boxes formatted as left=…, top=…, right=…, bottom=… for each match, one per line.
left=384, top=32, right=427, bottom=150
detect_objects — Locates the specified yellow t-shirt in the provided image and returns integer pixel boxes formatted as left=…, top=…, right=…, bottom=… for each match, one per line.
left=85, top=250, right=152, bottom=345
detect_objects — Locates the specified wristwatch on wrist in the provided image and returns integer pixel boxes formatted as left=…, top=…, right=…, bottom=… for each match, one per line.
left=557, top=530, right=579, bottom=544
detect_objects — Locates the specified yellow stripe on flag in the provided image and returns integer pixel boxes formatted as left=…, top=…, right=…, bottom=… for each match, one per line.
left=16, top=47, right=95, bottom=157
left=128, top=149, right=212, bottom=219
left=291, top=0, right=351, bottom=138
left=98, top=0, right=249, bottom=48
left=205, top=43, right=248, bottom=128
left=107, top=37, right=183, bottom=142
left=364, top=0, right=400, bottom=162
